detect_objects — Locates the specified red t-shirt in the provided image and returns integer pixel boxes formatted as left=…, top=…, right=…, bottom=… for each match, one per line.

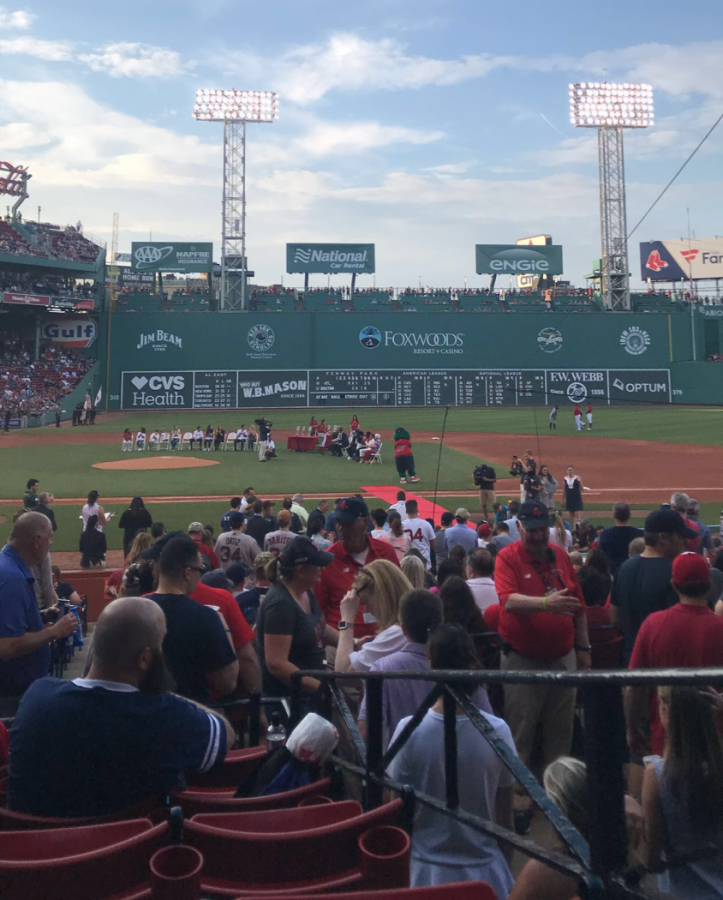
left=194, top=539, right=219, bottom=571
left=316, top=536, right=400, bottom=637
left=574, top=406, right=581, bottom=417
left=395, top=438, right=413, bottom=457
left=483, top=604, right=501, bottom=632
left=190, top=582, right=254, bottom=651
left=494, top=542, right=583, bottom=661
left=629, top=603, right=723, bottom=754
left=586, top=405, right=592, bottom=414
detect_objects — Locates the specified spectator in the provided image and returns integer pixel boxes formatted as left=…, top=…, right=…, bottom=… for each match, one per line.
left=505, top=500, right=521, bottom=541
left=444, top=508, right=478, bottom=555
left=225, top=562, right=250, bottom=596
left=440, top=575, right=486, bottom=635
left=576, top=566, right=620, bottom=669
left=625, top=552, right=723, bottom=759
left=400, top=554, right=426, bottom=589
left=264, top=509, right=297, bottom=556
left=334, top=560, right=412, bottom=673
left=598, top=502, right=643, bottom=576
left=188, top=521, right=219, bottom=570
left=262, top=499, right=277, bottom=530
left=434, top=511, right=454, bottom=564
left=641, top=685, right=723, bottom=898
left=671, top=491, right=701, bottom=552
left=548, top=511, right=573, bottom=551
left=281, top=497, right=304, bottom=534
left=477, top=521, right=492, bottom=548
left=51, top=565, right=81, bottom=604
left=147, top=536, right=238, bottom=702
left=7, top=597, right=233, bottom=817
left=33, top=491, right=57, bottom=532
left=245, top=499, right=272, bottom=549
left=290, top=493, right=308, bottom=528
left=118, top=496, right=153, bottom=557
left=403, top=500, right=436, bottom=570
left=538, top=466, right=558, bottom=510
left=387, top=625, right=515, bottom=894
left=236, top=552, right=274, bottom=627
left=151, top=521, right=166, bottom=541
left=255, top=537, right=339, bottom=715
left=388, top=490, right=408, bottom=521
left=79, top=515, right=107, bottom=568
left=490, top=521, right=514, bottom=552
left=316, top=498, right=399, bottom=642
left=81, top=489, right=112, bottom=531
left=466, top=549, right=498, bottom=613
left=0, top=514, right=77, bottom=711
left=370, top=508, right=392, bottom=543
left=494, top=500, right=590, bottom=835
left=220, top=497, right=242, bottom=533
left=611, top=509, right=694, bottom=663
left=22, top=478, right=39, bottom=509
left=308, top=516, right=332, bottom=551
left=387, top=511, right=412, bottom=562
left=306, top=499, right=330, bottom=537
left=628, top=536, right=645, bottom=558
left=214, top=512, right=259, bottom=571
left=687, top=498, right=712, bottom=556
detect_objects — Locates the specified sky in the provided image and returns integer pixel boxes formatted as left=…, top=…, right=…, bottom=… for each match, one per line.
left=0, top=0, right=722, bottom=289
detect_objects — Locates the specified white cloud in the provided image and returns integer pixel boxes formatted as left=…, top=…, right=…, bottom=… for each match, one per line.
left=0, top=36, right=72, bottom=60
left=295, top=121, right=442, bottom=158
left=422, top=163, right=471, bottom=174
left=77, top=42, right=188, bottom=78
left=0, top=6, right=35, bottom=29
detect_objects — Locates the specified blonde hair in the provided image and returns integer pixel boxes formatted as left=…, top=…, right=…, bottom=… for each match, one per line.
left=126, top=531, right=153, bottom=564
left=400, top=555, right=425, bottom=590
left=552, top=512, right=567, bottom=547
left=253, top=551, right=275, bottom=582
left=543, top=756, right=588, bottom=837
left=353, top=559, right=411, bottom=631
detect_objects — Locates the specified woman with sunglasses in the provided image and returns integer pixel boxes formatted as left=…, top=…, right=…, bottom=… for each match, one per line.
left=255, top=536, right=339, bottom=716
left=334, top=559, right=412, bottom=673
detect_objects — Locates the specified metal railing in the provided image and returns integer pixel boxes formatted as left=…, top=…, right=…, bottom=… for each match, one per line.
left=289, top=666, right=723, bottom=900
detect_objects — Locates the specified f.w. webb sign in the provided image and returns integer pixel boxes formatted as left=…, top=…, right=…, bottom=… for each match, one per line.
left=286, top=243, right=375, bottom=274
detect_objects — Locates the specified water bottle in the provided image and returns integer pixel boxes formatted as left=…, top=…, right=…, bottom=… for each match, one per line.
left=266, top=711, right=286, bottom=752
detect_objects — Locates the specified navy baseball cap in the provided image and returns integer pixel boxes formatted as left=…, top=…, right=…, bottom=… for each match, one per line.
left=644, top=508, right=697, bottom=538
left=280, top=535, right=334, bottom=568
left=517, top=501, right=552, bottom=530
left=140, top=530, right=185, bottom=560
left=226, top=562, right=251, bottom=584
left=228, top=511, right=245, bottom=530
left=335, top=497, right=369, bottom=524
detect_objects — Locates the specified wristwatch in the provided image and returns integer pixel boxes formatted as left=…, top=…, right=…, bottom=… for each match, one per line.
left=574, top=645, right=592, bottom=652
left=338, top=621, right=351, bottom=630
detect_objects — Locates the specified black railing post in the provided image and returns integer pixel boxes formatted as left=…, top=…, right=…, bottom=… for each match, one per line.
left=289, top=677, right=302, bottom=731
left=583, top=683, right=627, bottom=883
left=248, top=689, right=261, bottom=747
left=320, top=679, right=333, bottom=722
left=364, top=678, right=384, bottom=810
left=442, top=686, right=459, bottom=810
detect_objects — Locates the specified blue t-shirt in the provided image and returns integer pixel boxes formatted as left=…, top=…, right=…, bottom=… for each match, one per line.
left=0, top=545, right=49, bottom=694
left=148, top=593, right=237, bottom=702
left=8, top=677, right=226, bottom=817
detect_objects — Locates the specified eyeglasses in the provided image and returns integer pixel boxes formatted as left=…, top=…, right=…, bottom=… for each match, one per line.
left=185, top=565, right=205, bottom=574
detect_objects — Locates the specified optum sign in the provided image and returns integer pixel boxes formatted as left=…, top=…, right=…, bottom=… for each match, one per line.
left=476, top=244, right=563, bottom=275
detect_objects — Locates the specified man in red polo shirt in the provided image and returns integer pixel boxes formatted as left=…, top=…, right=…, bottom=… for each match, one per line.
left=494, top=500, right=591, bottom=834
left=316, top=497, right=399, bottom=642
left=625, top=552, right=723, bottom=759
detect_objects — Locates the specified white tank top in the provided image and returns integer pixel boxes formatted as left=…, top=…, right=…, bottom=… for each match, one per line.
left=81, top=502, right=103, bottom=532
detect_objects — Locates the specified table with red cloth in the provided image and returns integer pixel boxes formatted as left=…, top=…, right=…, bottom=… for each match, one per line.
left=287, top=435, right=318, bottom=452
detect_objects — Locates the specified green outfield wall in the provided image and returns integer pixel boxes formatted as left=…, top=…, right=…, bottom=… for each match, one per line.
left=101, top=310, right=716, bottom=409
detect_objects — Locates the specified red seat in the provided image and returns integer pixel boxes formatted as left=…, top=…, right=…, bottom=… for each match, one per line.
left=170, top=776, right=332, bottom=816
left=234, top=884, right=496, bottom=900
left=186, top=746, right=266, bottom=789
left=190, top=799, right=362, bottom=833
left=0, top=818, right=168, bottom=900
left=185, top=800, right=405, bottom=895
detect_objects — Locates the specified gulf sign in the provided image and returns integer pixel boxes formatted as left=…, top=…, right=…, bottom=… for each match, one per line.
left=640, top=238, right=723, bottom=281
left=41, top=317, right=97, bottom=349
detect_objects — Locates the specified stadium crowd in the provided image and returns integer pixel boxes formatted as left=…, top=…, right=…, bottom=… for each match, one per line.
left=2, top=450, right=723, bottom=897
left=0, top=217, right=100, bottom=264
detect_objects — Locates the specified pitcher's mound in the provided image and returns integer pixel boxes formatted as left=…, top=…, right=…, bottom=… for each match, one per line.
left=93, top=456, right=220, bottom=471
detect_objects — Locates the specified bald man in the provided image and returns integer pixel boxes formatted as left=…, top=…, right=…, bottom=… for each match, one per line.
left=8, top=596, right=233, bottom=818
left=0, top=513, right=77, bottom=710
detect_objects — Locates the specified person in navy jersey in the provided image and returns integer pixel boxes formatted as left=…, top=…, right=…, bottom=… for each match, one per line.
left=8, top=597, right=233, bottom=818
left=220, top=497, right=242, bottom=533
left=0, top=512, right=78, bottom=713
left=147, top=535, right=238, bottom=702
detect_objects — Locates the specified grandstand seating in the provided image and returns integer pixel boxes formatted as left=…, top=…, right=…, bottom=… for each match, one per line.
left=170, top=777, right=333, bottom=816
left=28, top=222, right=99, bottom=264
left=237, top=886, right=496, bottom=900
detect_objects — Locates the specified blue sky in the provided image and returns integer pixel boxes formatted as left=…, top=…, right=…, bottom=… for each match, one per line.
left=1, top=0, right=721, bottom=288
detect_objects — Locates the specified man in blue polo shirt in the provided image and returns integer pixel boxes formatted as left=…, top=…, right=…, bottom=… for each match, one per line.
left=9, top=596, right=233, bottom=817
left=0, top=512, right=77, bottom=713
left=444, top=508, right=478, bottom=555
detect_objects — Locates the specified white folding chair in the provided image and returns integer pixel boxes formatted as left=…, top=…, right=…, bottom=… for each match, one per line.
left=224, top=431, right=237, bottom=451
left=135, top=433, right=147, bottom=451
left=180, top=431, right=192, bottom=450
left=369, top=443, right=383, bottom=465
left=157, top=434, right=170, bottom=451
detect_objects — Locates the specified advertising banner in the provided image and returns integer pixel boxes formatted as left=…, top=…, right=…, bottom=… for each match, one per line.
left=119, top=268, right=156, bottom=287
left=121, top=372, right=193, bottom=409
left=3, top=292, right=49, bottom=307
left=640, top=238, right=723, bottom=281
left=476, top=244, right=563, bottom=276
left=286, top=243, right=375, bottom=274
left=131, top=242, right=213, bottom=273
left=41, top=317, right=97, bottom=349
left=516, top=234, right=552, bottom=290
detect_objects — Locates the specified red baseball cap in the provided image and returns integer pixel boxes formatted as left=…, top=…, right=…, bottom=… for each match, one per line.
left=478, top=522, right=492, bottom=538
left=672, top=552, right=710, bottom=585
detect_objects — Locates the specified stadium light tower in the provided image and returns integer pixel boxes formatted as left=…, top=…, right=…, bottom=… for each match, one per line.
left=570, top=82, right=654, bottom=311
left=193, top=89, right=279, bottom=311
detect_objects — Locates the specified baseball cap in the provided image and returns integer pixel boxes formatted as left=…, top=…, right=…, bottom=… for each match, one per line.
left=644, top=509, right=697, bottom=538
left=454, top=508, right=470, bottom=520
left=672, top=551, right=710, bottom=585
left=188, top=521, right=204, bottom=534
left=478, top=522, right=492, bottom=538
left=280, top=535, right=334, bottom=568
left=226, top=562, right=251, bottom=585
left=228, top=511, right=245, bottom=530
left=201, top=568, right=234, bottom=590
left=335, top=497, right=369, bottom=524
left=517, top=501, right=552, bottom=530
left=440, top=512, right=454, bottom=526
left=140, top=530, right=185, bottom=560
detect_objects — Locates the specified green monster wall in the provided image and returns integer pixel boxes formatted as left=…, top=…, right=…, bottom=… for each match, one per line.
left=101, top=311, right=714, bottom=409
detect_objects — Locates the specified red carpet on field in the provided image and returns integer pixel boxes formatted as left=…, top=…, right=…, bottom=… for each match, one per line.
left=361, top=485, right=476, bottom=528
